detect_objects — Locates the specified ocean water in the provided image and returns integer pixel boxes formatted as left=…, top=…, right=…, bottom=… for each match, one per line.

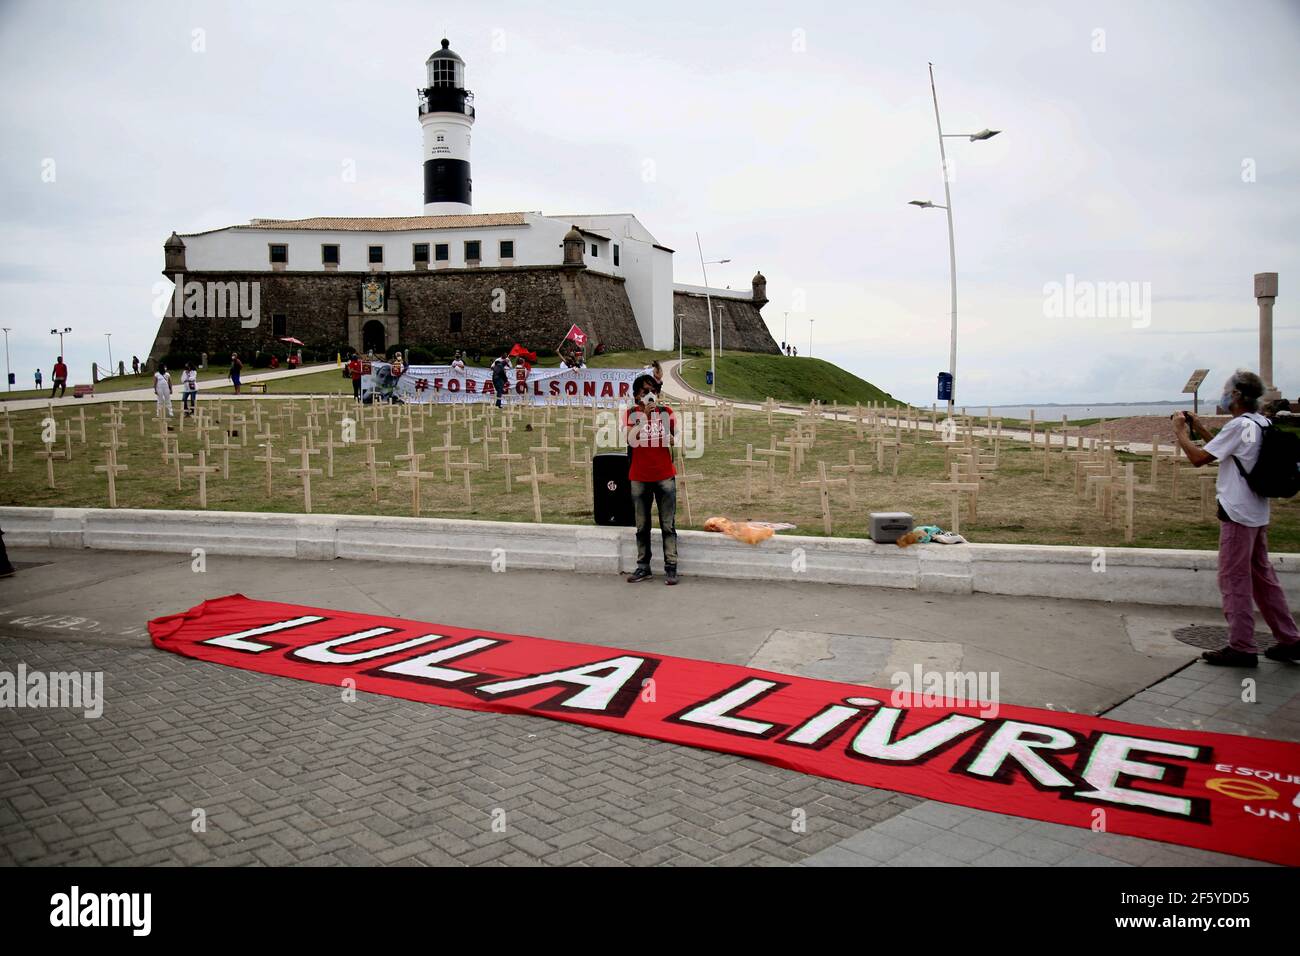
left=949, top=403, right=1200, bottom=420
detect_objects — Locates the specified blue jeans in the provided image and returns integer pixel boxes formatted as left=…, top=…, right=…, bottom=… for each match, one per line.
left=632, top=478, right=677, bottom=571
left=183, top=388, right=197, bottom=411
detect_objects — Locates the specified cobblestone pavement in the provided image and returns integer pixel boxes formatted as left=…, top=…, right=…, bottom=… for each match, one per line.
left=0, top=636, right=922, bottom=867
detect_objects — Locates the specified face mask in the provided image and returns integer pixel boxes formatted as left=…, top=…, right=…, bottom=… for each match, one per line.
left=641, top=392, right=657, bottom=406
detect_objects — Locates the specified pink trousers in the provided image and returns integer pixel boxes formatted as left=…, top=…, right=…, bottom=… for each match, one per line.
left=1217, top=520, right=1300, bottom=653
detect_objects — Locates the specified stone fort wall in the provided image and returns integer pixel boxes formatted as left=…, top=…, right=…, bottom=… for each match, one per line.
left=673, top=291, right=780, bottom=354
left=150, top=265, right=646, bottom=361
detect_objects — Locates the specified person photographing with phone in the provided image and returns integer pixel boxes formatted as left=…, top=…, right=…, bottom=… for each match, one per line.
left=624, top=375, right=679, bottom=585
left=1173, top=369, right=1300, bottom=666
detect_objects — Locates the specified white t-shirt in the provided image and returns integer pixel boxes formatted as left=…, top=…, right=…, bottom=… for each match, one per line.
left=1204, top=412, right=1270, bottom=527
left=182, top=369, right=197, bottom=389
left=154, top=371, right=171, bottom=397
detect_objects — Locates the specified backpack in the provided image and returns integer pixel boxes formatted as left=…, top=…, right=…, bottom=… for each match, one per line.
left=1234, top=416, right=1300, bottom=499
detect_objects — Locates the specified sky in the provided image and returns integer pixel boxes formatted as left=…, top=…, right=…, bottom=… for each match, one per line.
left=1, top=0, right=1297, bottom=405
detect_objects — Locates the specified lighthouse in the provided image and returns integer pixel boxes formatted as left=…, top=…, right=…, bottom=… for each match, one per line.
left=419, top=38, right=474, bottom=214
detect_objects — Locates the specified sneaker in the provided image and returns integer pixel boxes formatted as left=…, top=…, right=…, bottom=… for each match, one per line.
left=665, top=567, right=678, bottom=586
left=626, top=568, right=653, bottom=583
left=1264, top=642, right=1300, bottom=663
left=1201, top=647, right=1258, bottom=667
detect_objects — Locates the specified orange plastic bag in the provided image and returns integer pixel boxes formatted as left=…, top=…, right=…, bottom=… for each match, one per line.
left=703, top=516, right=775, bottom=545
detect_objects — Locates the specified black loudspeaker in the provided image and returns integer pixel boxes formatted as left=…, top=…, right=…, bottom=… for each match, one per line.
left=592, top=452, right=634, bottom=527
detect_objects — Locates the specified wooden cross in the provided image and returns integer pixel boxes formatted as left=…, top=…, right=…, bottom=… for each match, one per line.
left=754, top=437, right=793, bottom=481
left=135, top=405, right=148, bottom=436
left=514, top=456, right=551, bottom=522
left=492, top=433, right=524, bottom=493
left=34, top=441, right=65, bottom=488
left=168, top=438, right=193, bottom=490
left=673, top=448, right=704, bottom=528
left=529, top=427, right=561, bottom=476
left=396, top=460, right=440, bottom=517
left=184, top=449, right=221, bottom=509
left=801, top=461, right=847, bottom=535
left=4, top=422, right=24, bottom=474
left=427, top=428, right=462, bottom=481
left=831, top=449, right=870, bottom=501
left=762, top=397, right=779, bottom=427
left=728, top=443, right=769, bottom=504
left=94, top=449, right=128, bottom=508
left=253, top=440, right=285, bottom=495
left=209, top=433, right=237, bottom=480
left=929, top=463, right=980, bottom=534
left=448, top=447, right=484, bottom=506
left=318, top=429, right=342, bottom=479
left=288, top=436, right=323, bottom=513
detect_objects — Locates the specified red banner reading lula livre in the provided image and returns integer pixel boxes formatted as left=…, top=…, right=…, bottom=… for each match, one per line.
left=149, top=595, right=1300, bottom=865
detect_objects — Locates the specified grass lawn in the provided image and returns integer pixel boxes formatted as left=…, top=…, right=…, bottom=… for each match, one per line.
left=678, top=353, right=904, bottom=407
left=3, top=397, right=1295, bottom=552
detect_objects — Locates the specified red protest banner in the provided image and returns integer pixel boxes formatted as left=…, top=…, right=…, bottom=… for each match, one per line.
left=150, top=595, right=1300, bottom=865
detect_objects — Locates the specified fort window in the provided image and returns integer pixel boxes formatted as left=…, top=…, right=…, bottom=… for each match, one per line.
left=465, top=240, right=481, bottom=262
left=368, top=245, right=384, bottom=264
left=449, top=311, right=463, bottom=333
left=613, top=244, right=620, bottom=266
left=413, top=243, right=430, bottom=263
left=499, top=240, right=514, bottom=260
left=269, top=244, right=288, bottom=264
left=435, top=243, right=449, bottom=261
left=590, top=243, right=598, bottom=257
left=321, top=244, right=339, bottom=264
left=272, top=314, right=287, bottom=337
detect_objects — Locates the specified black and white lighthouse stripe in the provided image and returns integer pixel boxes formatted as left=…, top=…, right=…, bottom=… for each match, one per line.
left=423, top=158, right=472, bottom=207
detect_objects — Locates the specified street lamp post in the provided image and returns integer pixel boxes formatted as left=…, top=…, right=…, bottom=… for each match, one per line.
left=50, top=326, right=71, bottom=360
left=2, top=327, right=11, bottom=392
left=910, top=62, right=999, bottom=420
left=808, top=317, right=814, bottom=358
left=694, top=233, right=730, bottom=394
left=105, top=333, right=114, bottom=377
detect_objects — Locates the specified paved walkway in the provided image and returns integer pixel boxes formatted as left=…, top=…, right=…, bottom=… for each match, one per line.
left=2, top=547, right=1296, bottom=866
left=0, top=363, right=335, bottom=413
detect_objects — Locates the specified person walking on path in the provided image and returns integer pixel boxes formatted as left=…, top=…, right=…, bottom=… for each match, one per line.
left=623, top=374, right=679, bottom=586
left=229, top=353, right=243, bottom=395
left=154, top=365, right=174, bottom=419
left=1173, top=369, right=1300, bottom=666
left=181, top=363, right=198, bottom=415
left=50, top=356, right=68, bottom=398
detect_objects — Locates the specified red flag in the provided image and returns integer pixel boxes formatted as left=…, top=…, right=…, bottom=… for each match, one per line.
left=508, top=343, right=536, bottom=363
left=563, top=324, right=588, bottom=347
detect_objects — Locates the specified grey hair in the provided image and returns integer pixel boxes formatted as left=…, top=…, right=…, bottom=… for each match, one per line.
left=1227, top=369, right=1264, bottom=411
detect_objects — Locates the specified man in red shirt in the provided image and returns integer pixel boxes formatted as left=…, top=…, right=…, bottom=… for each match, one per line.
left=623, top=374, right=678, bottom=585
left=50, top=356, right=68, bottom=398
left=347, top=354, right=363, bottom=402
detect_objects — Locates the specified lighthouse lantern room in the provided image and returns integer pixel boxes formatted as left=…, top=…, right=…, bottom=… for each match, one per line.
left=419, top=38, right=474, bottom=214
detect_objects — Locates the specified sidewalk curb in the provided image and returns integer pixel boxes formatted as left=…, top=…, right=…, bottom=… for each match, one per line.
left=4, top=506, right=1295, bottom=608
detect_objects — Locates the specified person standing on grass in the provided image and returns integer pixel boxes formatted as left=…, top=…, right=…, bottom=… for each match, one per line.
left=347, top=353, right=362, bottom=402
left=154, top=365, right=174, bottom=418
left=491, top=353, right=510, bottom=408
left=624, top=374, right=679, bottom=586
left=229, top=353, right=243, bottom=394
left=1173, top=369, right=1300, bottom=666
left=181, top=363, right=198, bottom=415
left=50, top=355, right=68, bottom=398
left=34, top=368, right=42, bottom=390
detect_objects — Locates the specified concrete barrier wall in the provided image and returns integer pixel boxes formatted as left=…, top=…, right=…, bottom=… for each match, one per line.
left=3, top=506, right=1297, bottom=609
